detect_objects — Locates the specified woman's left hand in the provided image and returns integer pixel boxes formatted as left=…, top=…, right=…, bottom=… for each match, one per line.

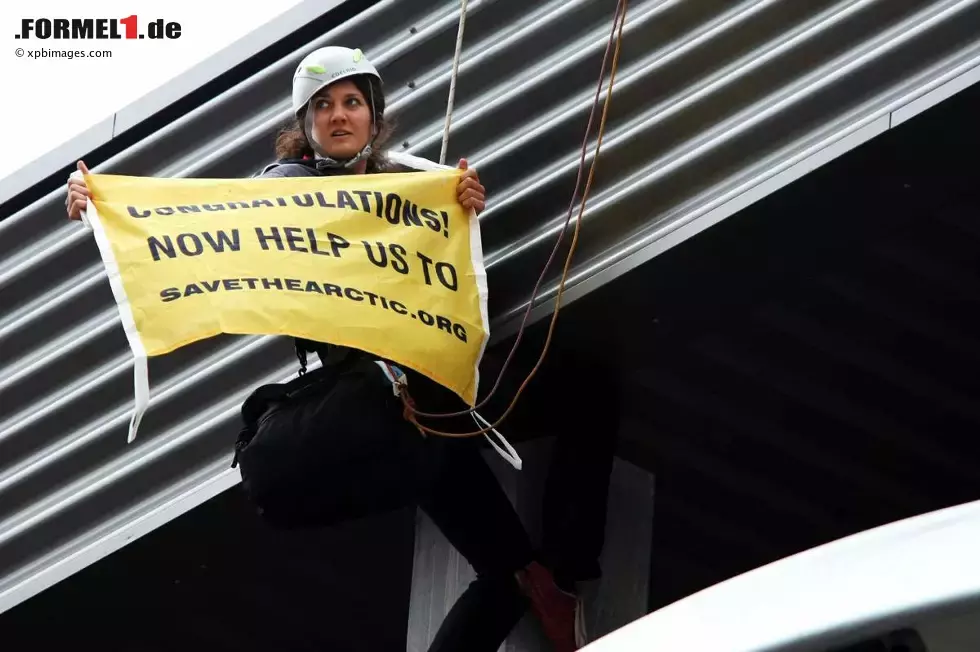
left=456, top=158, right=486, bottom=215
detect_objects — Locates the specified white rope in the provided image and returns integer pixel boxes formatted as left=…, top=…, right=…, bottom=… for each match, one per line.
left=439, top=0, right=469, bottom=166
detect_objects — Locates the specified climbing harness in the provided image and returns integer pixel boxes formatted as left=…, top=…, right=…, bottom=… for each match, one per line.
left=380, top=360, right=522, bottom=470
left=396, top=0, right=630, bottom=439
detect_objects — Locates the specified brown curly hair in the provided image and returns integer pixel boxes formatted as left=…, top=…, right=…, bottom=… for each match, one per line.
left=274, top=75, right=393, bottom=172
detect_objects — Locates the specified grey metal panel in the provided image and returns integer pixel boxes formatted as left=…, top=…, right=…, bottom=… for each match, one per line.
left=406, top=439, right=654, bottom=651
left=1, top=0, right=979, bottom=616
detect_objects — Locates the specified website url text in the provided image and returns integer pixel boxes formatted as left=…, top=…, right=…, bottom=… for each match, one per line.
left=15, top=48, right=112, bottom=59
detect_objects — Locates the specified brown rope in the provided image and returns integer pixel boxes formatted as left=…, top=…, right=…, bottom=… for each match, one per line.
left=396, top=0, right=630, bottom=438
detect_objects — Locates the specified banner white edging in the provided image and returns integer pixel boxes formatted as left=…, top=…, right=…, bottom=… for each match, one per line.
left=76, top=176, right=150, bottom=444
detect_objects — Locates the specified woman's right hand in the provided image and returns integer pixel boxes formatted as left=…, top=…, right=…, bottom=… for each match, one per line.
left=66, top=160, right=92, bottom=221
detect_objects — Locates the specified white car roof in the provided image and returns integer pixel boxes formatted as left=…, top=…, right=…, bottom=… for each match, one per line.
left=585, top=499, right=980, bottom=652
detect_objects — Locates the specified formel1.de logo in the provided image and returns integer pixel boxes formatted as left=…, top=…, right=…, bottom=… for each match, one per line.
left=15, top=17, right=182, bottom=40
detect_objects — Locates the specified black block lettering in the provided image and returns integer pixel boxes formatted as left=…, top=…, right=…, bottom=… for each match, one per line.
left=420, top=208, right=441, bottom=232
left=148, top=235, right=175, bottom=261
left=337, top=190, right=358, bottom=211
left=315, top=192, right=335, bottom=209
left=345, top=288, right=364, bottom=302
left=203, top=229, right=240, bottom=253
left=353, top=190, right=372, bottom=213
left=363, top=241, right=388, bottom=268
left=292, top=193, right=314, bottom=207
left=402, top=200, right=423, bottom=228
left=71, top=19, right=93, bottom=39
left=436, top=315, right=453, bottom=334
left=436, top=262, right=458, bottom=291
left=389, top=244, right=409, bottom=275
left=307, top=229, right=331, bottom=256
left=284, top=227, right=307, bottom=253
left=416, top=252, right=434, bottom=286
left=176, top=233, right=204, bottom=256
left=255, top=226, right=283, bottom=250
left=328, top=232, right=350, bottom=257
left=384, top=193, right=402, bottom=225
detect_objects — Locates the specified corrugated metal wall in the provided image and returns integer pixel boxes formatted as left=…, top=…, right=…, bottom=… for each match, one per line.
left=558, top=77, right=980, bottom=611
left=1, top=0, right=978, bottom=614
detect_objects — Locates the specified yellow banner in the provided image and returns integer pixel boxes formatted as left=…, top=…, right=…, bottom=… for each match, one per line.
left=83, top=168, right=490, bottom=441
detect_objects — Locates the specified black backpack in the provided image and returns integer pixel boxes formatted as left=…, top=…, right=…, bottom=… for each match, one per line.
left=231, top=346, right=429, bottom=529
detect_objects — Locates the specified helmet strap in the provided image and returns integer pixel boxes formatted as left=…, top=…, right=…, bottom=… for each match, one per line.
left=303, top=82, right=379, bottom=171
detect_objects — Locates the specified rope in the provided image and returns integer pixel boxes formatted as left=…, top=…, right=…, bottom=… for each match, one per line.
left=439, top=0, right=469, bottom=166
left=418, top=0, right=627, bottom=421
left=401, top=0, right=630, bottom=437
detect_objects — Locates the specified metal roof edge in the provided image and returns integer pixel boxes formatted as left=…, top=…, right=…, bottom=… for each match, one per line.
left=0, top=354, right=328, bottom=617
left=0, top=463, right=241, bottom=616
left=0, top=0, right=349, bottom=208
left=489, top=60, right=980, bottom=346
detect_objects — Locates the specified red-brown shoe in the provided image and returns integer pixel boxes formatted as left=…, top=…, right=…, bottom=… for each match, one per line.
left=517, top=561, right=582, bottom=651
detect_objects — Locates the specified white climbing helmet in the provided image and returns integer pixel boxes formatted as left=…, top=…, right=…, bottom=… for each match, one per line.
left=291, top=46, right=382, bottom=116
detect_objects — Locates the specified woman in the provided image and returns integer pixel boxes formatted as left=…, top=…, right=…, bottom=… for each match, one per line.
left=66, top=46, right=585, bottom=652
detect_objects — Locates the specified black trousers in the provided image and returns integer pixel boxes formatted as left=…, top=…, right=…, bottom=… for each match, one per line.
left=402, top=341, right=621, bottom=652
left=417, top=436, right=532, bottom=652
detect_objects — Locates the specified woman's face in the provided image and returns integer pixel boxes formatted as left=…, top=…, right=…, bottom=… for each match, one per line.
left=310, top=79, right=373, bottom=159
